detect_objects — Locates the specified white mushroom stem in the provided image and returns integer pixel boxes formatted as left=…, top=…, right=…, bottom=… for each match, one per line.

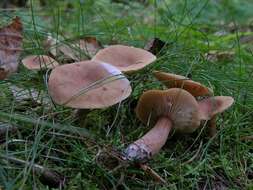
left=123, top=117, right=172, bottom=162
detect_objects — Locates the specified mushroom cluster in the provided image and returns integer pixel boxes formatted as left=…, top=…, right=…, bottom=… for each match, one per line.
left=46, top=43, right=156, bottom=113
left=122, top=71, right=234, bottom=163
left=22, top=34, right=234, bottom=164
left=21, top=34, right=156, bottom=111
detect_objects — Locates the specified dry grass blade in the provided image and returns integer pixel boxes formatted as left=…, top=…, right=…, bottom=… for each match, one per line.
left=183, top=141, right=203, bottom=165
left=139, top=164, right=167, bottom=184
left=0, top=122, right=17, bottom=143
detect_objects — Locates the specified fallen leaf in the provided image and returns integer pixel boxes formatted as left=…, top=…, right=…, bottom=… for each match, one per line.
left=44, top=35, right=102, bottom=61
left=144, top=37, right=166, bottom=55
left=60, top=37, right=102, bottom=61
left=239, top=34, right=253, bottom=44
left=9, top=84, right=51, bottom=106
left=205, top=50, right=234, bottom=62
left=43, top=34, right=58, bottom=57
left=9, top=84, right=40, bottom=102
left=0, top=17, right=23, bottom=80
left=227, top=22, right=253, bottom=33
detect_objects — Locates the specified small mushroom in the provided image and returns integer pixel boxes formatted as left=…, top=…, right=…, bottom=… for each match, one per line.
left=92, top=45, right=156, bottom=73
left=48, top=60, right=132, bottom=109
left=22, top=55, right=59, bottom=70
left=153, top=71, right=213, bottom=97
left=154, top=70, right=221, bottom=136
left=123, top=88, right=234, bottom=163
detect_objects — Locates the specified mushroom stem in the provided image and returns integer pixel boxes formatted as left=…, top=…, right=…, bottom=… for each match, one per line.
left=74, top=109, right=90, bottom=127
left=208, top=116, right=217, bottom=137
left=123, top=117, right=172, bottom=163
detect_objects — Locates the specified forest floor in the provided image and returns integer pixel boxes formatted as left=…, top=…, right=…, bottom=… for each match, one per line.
left=0, top=0, right=252, bottom=189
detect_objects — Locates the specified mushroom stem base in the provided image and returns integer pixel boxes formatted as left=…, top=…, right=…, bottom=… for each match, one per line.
left=123, top=117, right=172, bottom=163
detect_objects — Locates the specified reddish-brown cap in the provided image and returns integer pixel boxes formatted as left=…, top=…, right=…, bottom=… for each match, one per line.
left=22, top=55, right=59, bottom=70
left=48, top=60, right=132, bottom=109
left=135, top=88, right=201, bottom=133
left=153, top=71, right=213, bottom=97
left=92, top=45, right=156, bottom=73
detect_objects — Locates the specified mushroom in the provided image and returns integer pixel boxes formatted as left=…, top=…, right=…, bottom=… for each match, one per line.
left=92, top=45, right=156, bottom=73
left=153, top=71, right=213, bottom=97
left=154, top=71, right=219, bottom=136
left=22, top=55, right=59, bottom=70
left=123, top=88, right=234, bottom=163
left=48, top=60, right=132, bottom=109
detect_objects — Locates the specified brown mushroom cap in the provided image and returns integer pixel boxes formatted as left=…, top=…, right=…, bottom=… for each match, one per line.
left=22, top=55, right=59, bottom=70
left=48, top=60, right=132, bottom=109
left=136, top=88, right=201, bottom=133
left=92, top=45, right=156, bottom=73
left=153, top=71, right=213, bottom=97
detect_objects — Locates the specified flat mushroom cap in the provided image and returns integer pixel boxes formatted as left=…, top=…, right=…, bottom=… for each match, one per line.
left=22, top=55, right=59, bottom=70
left=48, top=60, right=132, bottom=109
left=136, top=88, right=201, bottom=133
left=153, top=71, right=212, bottom=97
left=92, top=45, right=156, bottom=73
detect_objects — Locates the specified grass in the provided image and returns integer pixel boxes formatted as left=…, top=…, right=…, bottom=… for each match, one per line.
left=0, top=0, right=253, bottom=189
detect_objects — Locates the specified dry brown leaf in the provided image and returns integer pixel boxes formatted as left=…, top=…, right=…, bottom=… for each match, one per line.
left=0, top=17, right=23, bottom=80
left=44, top=36, right=102, bottom=61
left=43, top=34, right=58, bottom=57
left=239, top=34, right=253, bottom=44
left=205, top=50, right=234, bottom=62
left=60, top=37, right=102, bottom=61
left=9, top=84, right=51, bottom=105
left=144, top=37, right=166, bottom=55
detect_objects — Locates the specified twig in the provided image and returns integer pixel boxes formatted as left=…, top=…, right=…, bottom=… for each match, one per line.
left=240, top=135, right=253, bottom=141
left=0, top=154, right=65, bottom=188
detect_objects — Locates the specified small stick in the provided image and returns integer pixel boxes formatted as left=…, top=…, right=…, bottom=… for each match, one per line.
left=0, top=155, right=65, bottom=188
left=240, top=136, right=253, bottom=141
